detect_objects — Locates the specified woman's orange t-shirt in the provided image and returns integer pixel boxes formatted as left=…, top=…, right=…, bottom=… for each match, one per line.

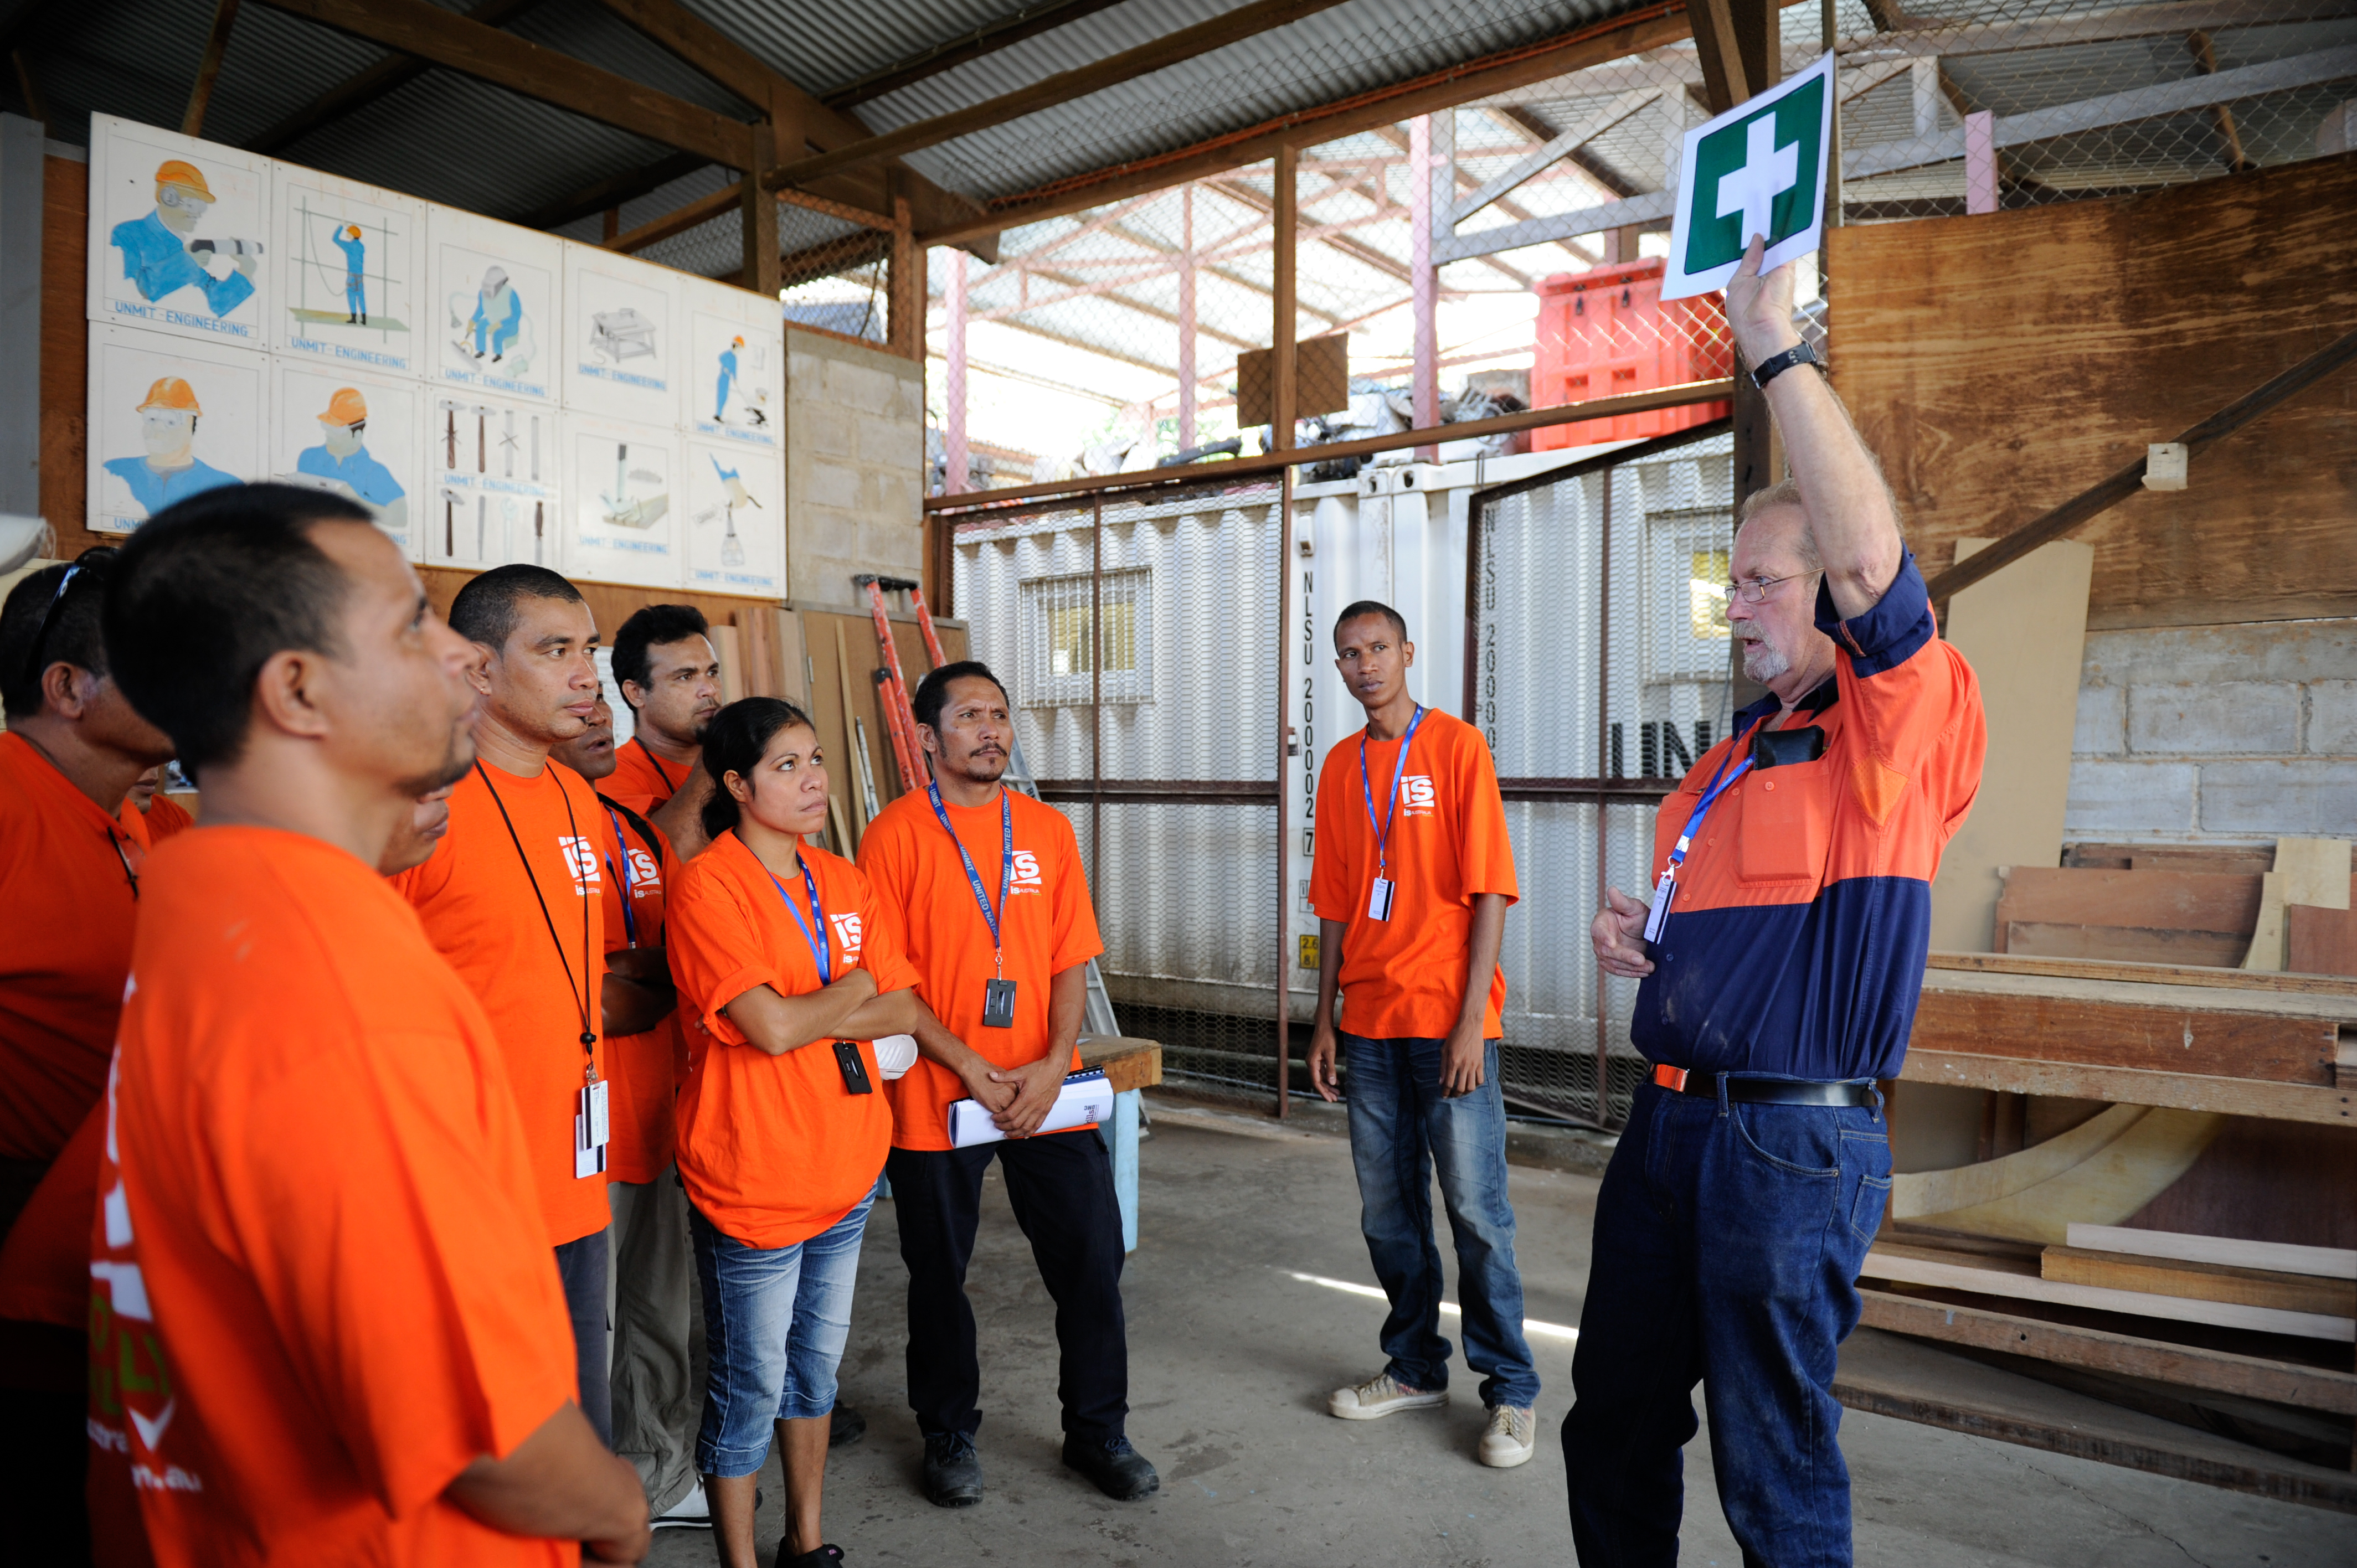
left=95, top=827, right=578, bottom=1567
left=666, top=832, right=912, bottom=1250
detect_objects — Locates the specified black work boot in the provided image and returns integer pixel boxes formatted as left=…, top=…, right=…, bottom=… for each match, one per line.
left=829, top=1402, right=867, bottom=1447
left=774, top=1545, right=843, bottom=1568
left=922, top=1430, right=984, bottom=1508
left=1061, top=1433, right=1160, bottom=1501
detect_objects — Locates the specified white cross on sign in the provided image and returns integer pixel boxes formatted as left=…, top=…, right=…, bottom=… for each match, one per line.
left=1715, top=115, right=1800, bottom=246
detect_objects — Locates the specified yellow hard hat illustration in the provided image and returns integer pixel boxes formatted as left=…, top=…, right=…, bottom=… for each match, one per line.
left=135, top=376, right=202, bottom=414
left=317, top=387, right=368, bottom=426
left=153, top=160, right=215, bottom=202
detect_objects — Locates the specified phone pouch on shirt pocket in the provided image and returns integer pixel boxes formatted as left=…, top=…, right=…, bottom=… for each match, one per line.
left=1754, top=725, right=1826, bottom=768
left=1737, top=759, right=1834, bottom=885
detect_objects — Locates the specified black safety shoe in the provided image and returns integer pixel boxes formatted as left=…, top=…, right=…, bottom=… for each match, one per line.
left=922, top=1430, right=984, bottom=1508
left=774, top=1544, right=843, bottom=1568
left=830, top=1402, right=867, bottom=1447
left=1061, top=1433, right=1160, bottom=1501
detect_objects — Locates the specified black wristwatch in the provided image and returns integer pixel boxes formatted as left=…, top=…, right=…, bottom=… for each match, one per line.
left=1749, top=341, right=1823, bottom=390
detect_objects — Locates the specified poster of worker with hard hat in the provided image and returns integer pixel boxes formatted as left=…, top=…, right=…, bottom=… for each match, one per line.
left=88, top=325, right=265, bottom=533
left=685, top=436, right=783, bottom=595
left=272, top=363, right=420, bottom=559
left=426, top=206, right=558, bottom=403
left=87, top=115, right=270, bottom=345
left=272, top=164, right=426, bottom=376
left=685, top=276, right=782, bottom=447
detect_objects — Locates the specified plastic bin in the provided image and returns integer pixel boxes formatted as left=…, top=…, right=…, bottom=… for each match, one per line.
left=1531, top=260, right=1733, bottom=450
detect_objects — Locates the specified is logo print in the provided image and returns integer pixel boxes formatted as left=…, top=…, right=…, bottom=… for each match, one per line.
left=829, top=911, right=864, bottom=953
left=1010, top=849, right=1043, bottom=891
left=624, top=847, right=661, bottom=888
left=1401, top=776, right=1437, bottom=812
left=559, top=835, right=603, bottom=894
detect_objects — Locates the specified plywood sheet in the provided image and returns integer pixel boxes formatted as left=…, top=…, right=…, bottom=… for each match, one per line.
left=1910, top=967, right=2341, bottom=1085
left=1998, top=868, right=2265, bottom=935
left=2041, top=1244, right=2357, bottom=1318
left=1931, top=537, right=2094, bottom=952
left=2287, top=905, right=2357, bottom=977
left=1827, top=153, right=2357, bottom=631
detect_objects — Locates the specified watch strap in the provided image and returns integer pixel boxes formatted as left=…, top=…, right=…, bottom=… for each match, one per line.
left=1749, top=341, right=1821, bottom=390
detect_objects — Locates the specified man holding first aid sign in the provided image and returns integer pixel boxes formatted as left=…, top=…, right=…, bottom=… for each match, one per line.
left=1573, top=49, right=1986, bottom=1568
left=1307, top=599, right=1537, bottom=1472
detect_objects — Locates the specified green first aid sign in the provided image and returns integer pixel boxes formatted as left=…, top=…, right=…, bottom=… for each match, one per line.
left=1663, top=51, right=1835, bottom=300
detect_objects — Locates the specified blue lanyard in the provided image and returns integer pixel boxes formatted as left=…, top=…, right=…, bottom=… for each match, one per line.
left=1358, top=705, right=1426, bottom=878
left=1664, top=718, right=1767, bottom=879
left=603, top=808, right=639, bottom=948
left=766, top=856, right=833, bottom=985
left=926, top=781, right=1012, bottom=976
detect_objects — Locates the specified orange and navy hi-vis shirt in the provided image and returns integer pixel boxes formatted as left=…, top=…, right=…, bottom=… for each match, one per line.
left=667, top=833, right=914, bottom=1247
left=605, top=735, right=689, bottom=814
left=595, top=794, right=681, bottom=1184
left=91, top=828, right=578, bottom=1567
left=1635, top=551, right=1985, bottom=1081
left=395, top=761, right=611, bottom=1246
left=1309, top=708, right=1520, bottom=1040
left=0, top=731, right=143, bottom=1168
left=858, top=785, right=1105, bottom=1152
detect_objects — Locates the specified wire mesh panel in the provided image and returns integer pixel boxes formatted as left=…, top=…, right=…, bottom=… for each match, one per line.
left=1471, top=430, right=1735, bottom=1125
left=950, top=476, right=1286, bottom=1106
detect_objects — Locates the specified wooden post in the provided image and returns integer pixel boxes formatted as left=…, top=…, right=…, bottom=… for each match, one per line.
left=741, top=119, right=780, bottom=297
left=1717, top=0, right=1779, bottom=711
left=1410, top=114, right=1441, bottom=460
left=1822, top=0, right=1841, bottom=229
left=1272, top=140, right=1298, bottom=1116
left=1091, top=497, right=1104, bottom=909
left=1177, top=185, right=1197, bottom=451
left=182, top=0, right=241, bottom=138
left=887, top=182, right=920, bottom=360
left=944, top=250, right=969, bottom=496
left=1594, top=465, right=1614, bottom=1125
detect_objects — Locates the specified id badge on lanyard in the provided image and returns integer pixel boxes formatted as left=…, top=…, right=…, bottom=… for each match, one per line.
left=928, top=782, right=1020, bottom=1028
left=1642, top=723, right=1759, bottom=958
left=1360, top=707, right=1425, bottom=922
left=575, top=1079, right=609, bottom=1178
left=769, top=860, right=874, bottom=1096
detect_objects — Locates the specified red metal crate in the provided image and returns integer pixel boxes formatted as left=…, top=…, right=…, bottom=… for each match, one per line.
left=1531, top=260, right=1733, bottom=450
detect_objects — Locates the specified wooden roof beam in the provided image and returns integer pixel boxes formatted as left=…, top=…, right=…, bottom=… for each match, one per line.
left=770, top=0, right=1358, bottom=190
left=246, top=0, right=549, bottom=154
left=824, top=0, right=1126, bottom=112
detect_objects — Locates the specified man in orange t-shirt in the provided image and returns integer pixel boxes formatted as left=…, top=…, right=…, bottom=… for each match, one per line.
left=89, top=481, right=646, bottom=1564
left=0, top=546, right=174, bottom=1565
left=116, top=764, right=195, bottom=850
left=551, top=686, right=702, bottom=1520
left=1306, top=600, right=1537, bottom=1470
left=858, top=662, right=1159, bottom=1508
left=398, top=565, right=618, bottom=1445
left=606, top=603, right=720, bottom=815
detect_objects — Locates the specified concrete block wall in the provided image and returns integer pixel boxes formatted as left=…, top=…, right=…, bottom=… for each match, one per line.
left=2065, top=617, right=2357, bottom=842
left=784, top=327, right=925, bottom=608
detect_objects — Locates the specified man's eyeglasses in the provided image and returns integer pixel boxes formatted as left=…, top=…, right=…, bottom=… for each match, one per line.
left=1724, top=568, right=1823, bottom=605
left=16, top=546, right=120, bottom=689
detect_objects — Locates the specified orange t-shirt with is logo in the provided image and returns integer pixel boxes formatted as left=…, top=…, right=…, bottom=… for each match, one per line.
left=396, top=762, right=611, bottom=1246
left=666, top=833, right=913, bottom=1247
left=592, top=796, right=681, bottom=1185
left=91, top=828, right=579, bottom=1567
left=1309, top=708, right=1520, bottom=1039
left=605, top=736, right=689, bottom=814
left=857, top=786, right=1104, bottom=1152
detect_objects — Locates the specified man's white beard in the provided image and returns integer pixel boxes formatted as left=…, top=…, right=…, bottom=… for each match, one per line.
left=1740, top=631, right=1790, bottom=683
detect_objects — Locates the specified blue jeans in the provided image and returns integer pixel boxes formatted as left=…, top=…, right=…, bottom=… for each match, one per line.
left=1342, top=1033, right=1539, bottom=1411
left=690, top=1192, right=873, bottom=1478
left=1562, top=1077, right=1892, bottom=1568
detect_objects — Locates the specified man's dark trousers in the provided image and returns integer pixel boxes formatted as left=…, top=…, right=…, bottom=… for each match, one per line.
left=886, top=1127, right=1129, bottom=1442
left=1562, top=1076, right=1892, bottom=1568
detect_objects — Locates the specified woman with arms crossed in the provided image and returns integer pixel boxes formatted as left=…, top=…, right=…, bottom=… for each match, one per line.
left=665, top=698, right=927, bottom=1568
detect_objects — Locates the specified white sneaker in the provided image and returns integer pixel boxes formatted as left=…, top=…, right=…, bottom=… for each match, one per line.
left=1478, top=1404, right=1537, bottom=1468
left=1327, top=1371, right=1448, bottom=1421
left=652, top=1481, right=712, bottom=1529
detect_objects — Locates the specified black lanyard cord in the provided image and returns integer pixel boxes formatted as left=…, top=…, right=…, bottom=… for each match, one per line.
left=637, top=737, right=680, bottom=793
left=475, top=761, right=597, bottom=1058
left=107, top=826, right=139, bottom=901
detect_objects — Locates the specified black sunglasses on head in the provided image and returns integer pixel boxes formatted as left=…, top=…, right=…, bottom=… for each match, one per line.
left=17, top=545, right=120, bottom=690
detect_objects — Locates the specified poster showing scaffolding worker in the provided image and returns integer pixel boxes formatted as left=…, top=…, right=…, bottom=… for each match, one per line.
left=269, top=362, right=422, bottom=560
left=426, top=207, right=557, bottom=403
left=86, top=324, right=266, bottom=534
left=563, top=241, right=679, bottom=426
left=426, top=389, right=562, bottom=572
left=683, top=275, right=781, bottom=448
left=562, top=414, right=680, bottom=589
left=86, top=114, right=270, bottom=348
left=270, top=165, right=426, bottom=378
left=683, top=436, right=783, bottom=596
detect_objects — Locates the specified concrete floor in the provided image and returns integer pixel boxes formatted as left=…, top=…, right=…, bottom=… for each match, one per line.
left=648, top=1105, right=2350, bottom=1567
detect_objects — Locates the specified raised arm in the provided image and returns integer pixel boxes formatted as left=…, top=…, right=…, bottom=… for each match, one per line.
left=1722, top=235, right=1903, bottom=621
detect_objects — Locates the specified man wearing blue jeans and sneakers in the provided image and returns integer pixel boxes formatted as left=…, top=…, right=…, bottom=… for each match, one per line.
left=1307, top=600, right=1539, bottom=1469
left=1568, top=235, right=1985, bottom=1566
